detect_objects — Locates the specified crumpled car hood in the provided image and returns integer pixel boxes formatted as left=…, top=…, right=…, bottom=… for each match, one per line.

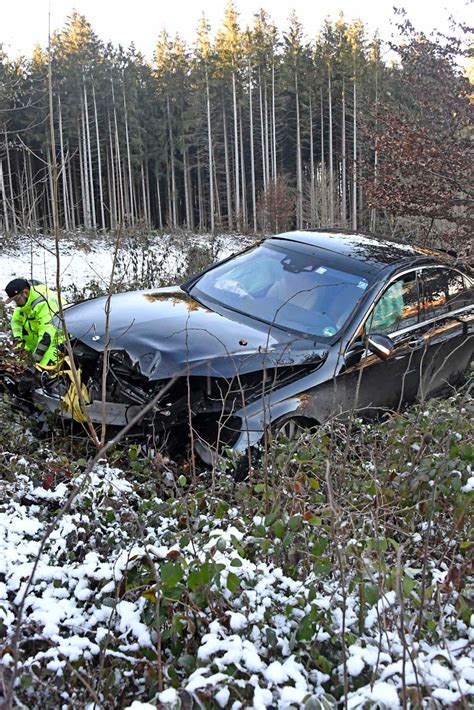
left=62, top=287, right=328, bottom=379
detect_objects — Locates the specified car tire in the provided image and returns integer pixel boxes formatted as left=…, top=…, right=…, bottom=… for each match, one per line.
left=270, top=415, right=318, bottom=442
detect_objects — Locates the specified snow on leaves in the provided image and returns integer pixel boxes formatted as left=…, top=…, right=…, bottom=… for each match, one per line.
left=0, top=446, right=473, bottom=708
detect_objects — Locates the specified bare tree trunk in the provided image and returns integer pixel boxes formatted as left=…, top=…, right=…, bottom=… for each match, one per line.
left=107, top=116, right=117, bottom=230
left=18, top=161, right=27, bottom=231
left=106, top=147, right=112, bottom=230
left=0, top=159, right=9, bottom=232
left=111, top=77, right=124, bottom=225
left=213, top=145, right=222, bottom=225
left=309, top=94, right=317, bottom=227
left=196, top=153, right=204, bottom=230
left=83, top=80, right=96, bottom=229
left=57, top=96, right=69, bottom=231
left=44, top=169, right=52, bottom=232
left=156, top=171, right=163, bottom=230
left=352, top=80, right=357, bottom=231
left=79, top=112, right=91, bottom=229
left=206, top=71, right=215, bottom=234
left=248, top=62, right=257, bottom=232
left=145, top=162, right=151, bottom=228
left=166, top=95, right=177, bottom=228
left=182, top=140, right=193, bottom=230
left=272, top=59, right=277, bottom=182
left=71, top=158, right=79, bottom=229
left=92, top=84, right=105, bottom=230
left=264, top=81, right=270, bottom=191
left=123, top=78, right=134, bottom=226
left=223, top=105, right=232, bottom=230
left=115, top=137, right=124, bottom=225
left=67, top=148, right=75, bottom=229
left=320, top=89, right=327, bottom=226
left=259, top=70, right=267, bottom=190
left=78, top=122, right=85, bottom=226
left=232, top=72, right=240, bottom=230
left=166, top=159, right=172, bottom=226
left=4, top=129, right=17, bottom=234
left=341, top=77, right=347, bottom=227
left=328, top=71, right=334, bottom=226
left=239, top=107, right=247, bottom=229
left=370, top=64, right=379, bottom=233
left=25, top=149, right=34, bottom=230
left=295, top=72, right=303, bottom=229
left=140, top=162, right=148, bottom=226
left=122, top=159, right=131, bottom=218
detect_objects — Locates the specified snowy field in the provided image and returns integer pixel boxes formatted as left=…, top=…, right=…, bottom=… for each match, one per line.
left=0, top=231, right=252, bottom=297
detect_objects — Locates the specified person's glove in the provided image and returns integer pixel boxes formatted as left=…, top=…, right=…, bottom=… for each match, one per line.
left=12, top=339, right=28, bottom=360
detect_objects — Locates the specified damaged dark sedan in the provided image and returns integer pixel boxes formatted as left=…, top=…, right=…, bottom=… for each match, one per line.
left=36, top=230, right=474, bottom=465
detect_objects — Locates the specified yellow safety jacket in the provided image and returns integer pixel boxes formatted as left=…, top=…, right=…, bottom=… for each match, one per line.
left=10, top=281, right=64, bottom=367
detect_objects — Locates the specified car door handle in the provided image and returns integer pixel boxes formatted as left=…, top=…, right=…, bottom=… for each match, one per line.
left=407, top=337, right=423, bottom=349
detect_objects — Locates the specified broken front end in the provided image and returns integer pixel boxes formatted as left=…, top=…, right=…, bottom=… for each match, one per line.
left=36, top=339, right=316, bottom=463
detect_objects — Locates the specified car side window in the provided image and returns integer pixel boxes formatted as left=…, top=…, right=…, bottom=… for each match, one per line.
left=421, top=268, right=469, bottom=320
left=366, top=271, right=420, bottom=334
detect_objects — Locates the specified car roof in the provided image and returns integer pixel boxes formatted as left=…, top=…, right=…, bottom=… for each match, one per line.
left=270, top=230, right=447, bottom=277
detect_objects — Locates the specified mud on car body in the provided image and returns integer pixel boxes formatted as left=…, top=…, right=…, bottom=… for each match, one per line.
left=35, top=230, right=474, bottom=465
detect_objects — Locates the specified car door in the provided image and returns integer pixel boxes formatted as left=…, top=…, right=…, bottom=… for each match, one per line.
left=416, top=266, right=474, bottom=398
left=327, top=269, right=425, bottom=419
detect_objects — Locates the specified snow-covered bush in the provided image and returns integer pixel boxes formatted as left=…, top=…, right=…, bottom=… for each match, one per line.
left=0, top=380, right=472, bottom=708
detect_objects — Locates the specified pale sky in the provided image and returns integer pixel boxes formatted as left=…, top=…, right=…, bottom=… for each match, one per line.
left=2, top=0, right=472, bottom=59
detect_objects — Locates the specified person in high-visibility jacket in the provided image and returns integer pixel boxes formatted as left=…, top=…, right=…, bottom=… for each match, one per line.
left=4, top=278, right=64, bottom=367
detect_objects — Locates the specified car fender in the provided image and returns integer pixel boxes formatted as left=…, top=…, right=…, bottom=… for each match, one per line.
left=231, top=394, right=321, bottom=455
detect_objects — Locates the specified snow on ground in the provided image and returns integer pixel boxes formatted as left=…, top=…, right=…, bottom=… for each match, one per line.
left=0, top=231, right=253, bottom=296
left=0, top=460, right=472, bottom=708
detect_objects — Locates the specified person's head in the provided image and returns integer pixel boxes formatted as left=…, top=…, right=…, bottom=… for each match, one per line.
left=5, top=278, right=30, bottom=307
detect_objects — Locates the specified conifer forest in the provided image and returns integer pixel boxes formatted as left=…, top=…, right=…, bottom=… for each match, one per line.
left=0, top=6, right=472, bottom=244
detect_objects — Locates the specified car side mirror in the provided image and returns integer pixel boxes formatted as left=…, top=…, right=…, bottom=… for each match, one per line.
left=367, top=333, right=395, bottom=360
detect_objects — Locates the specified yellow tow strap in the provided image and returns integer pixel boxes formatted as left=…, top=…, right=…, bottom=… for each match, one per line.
left=62, top=357, right=90, bottom=423
left=35, top=362, right=59, bottom=372
left=37, top=355, right=90, bottom=423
